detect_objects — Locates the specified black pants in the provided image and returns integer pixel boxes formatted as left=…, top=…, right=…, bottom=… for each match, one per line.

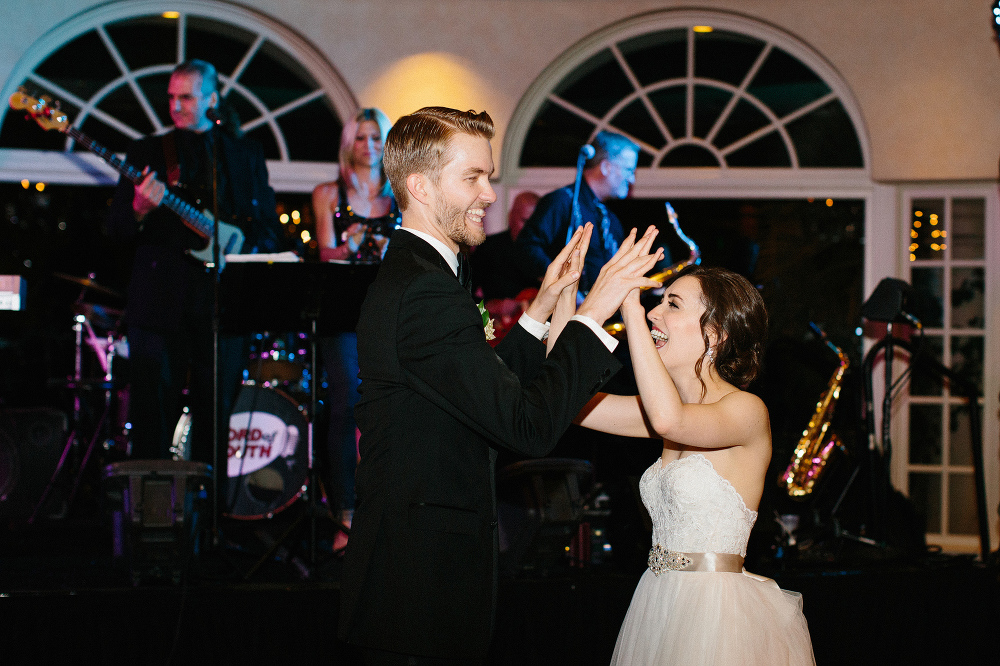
left=127, top=323, right=246, bottom=465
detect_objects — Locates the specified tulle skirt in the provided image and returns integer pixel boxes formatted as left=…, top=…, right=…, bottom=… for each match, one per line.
left=610, top=569, right=815, bottom=666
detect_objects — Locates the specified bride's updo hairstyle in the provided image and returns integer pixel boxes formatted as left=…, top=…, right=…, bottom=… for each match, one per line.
left=663, top=266, right=768, bottom=392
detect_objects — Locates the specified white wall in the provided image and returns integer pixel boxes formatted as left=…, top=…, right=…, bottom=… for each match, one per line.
left=4, top=0, right=999, bottom=183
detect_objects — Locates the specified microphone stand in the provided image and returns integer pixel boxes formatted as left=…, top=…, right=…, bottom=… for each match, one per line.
left=209, top=112, right=222, bottom=546
left=566, top=144, right=595, bottom=245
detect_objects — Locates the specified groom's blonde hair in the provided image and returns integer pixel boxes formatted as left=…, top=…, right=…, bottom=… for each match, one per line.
left=383, top=107, right=494, bottom=211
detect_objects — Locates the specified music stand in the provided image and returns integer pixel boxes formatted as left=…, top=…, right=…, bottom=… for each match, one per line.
left=859, top=277, right=989, bottom=558
left=219, top=259, right=379, bottom=576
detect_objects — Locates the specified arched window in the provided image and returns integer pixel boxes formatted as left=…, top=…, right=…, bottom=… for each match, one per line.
left=0, top=0, right=355, bottom=191
left=504, top=9, right=868, bottom=181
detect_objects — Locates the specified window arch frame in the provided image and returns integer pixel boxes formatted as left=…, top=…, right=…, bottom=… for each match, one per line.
left=0, top=0, right=356, bottom=192
left=501, top=8, right=871, bottom=187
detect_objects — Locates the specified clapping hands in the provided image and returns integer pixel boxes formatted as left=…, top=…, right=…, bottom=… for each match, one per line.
left=524, top=223, right=592, bottom=324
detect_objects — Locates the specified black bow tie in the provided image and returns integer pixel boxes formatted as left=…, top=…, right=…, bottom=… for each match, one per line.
left=456, top=252, right=472, bottom=292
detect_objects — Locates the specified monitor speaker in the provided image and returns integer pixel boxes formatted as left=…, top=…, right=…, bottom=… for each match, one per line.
left=0, top=407, right=68, bottom=524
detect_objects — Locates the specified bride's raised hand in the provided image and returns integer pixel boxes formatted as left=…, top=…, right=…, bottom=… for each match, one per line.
left=577, top=225, right=662, bottom=326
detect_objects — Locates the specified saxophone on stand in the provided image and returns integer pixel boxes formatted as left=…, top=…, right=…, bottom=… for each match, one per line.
left=778, top=323, right=850, bottom=499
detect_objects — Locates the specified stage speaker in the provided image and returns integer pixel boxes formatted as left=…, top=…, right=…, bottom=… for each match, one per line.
left=0, top=407, right=68, bottom=525
left=103, top=459, right=212, bottom=584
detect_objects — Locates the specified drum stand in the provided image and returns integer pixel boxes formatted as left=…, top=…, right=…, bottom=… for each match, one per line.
left=30, top=310, right=119, bottom=523
left=219, top=261, right=376, bottom=581
left=240, top=316, right=329, bottom=581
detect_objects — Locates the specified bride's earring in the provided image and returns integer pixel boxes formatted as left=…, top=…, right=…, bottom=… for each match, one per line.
left=705, top=347, right=715, bottom=363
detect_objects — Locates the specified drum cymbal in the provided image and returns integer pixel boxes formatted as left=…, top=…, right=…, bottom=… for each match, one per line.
left=72, top=302, right=124, bottom=330
left=246, top=358, right=305, bottom=383
left=46, top=377, right=115, bottom=390
left=53, top=272, right=122, bottom=298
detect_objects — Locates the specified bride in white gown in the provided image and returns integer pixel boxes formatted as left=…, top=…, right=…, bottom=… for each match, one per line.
left=550, top=238, right=815, bottom=666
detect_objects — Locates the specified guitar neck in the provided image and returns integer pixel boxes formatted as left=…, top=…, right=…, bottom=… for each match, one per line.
left=64, top=126, right=213, bottom=241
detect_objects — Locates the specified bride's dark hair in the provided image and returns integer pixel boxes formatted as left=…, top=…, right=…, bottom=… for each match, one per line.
left=662, top=266, right=768, bottom=397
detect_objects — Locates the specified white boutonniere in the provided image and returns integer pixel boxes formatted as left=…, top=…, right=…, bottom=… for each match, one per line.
left=477, top=300, right=496, bottom=341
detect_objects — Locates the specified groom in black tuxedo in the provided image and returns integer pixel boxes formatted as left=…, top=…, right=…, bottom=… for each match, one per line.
left=339, top=107, right=661, bottom=665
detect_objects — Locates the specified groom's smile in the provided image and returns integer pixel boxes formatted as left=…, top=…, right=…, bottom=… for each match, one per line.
left=428, top=131, right=496, bottom=250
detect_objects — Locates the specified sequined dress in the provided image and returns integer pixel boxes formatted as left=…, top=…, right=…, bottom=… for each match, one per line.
left=610, top=454, right=815, bottom=665
left=332, top=179, right=399, bottom=263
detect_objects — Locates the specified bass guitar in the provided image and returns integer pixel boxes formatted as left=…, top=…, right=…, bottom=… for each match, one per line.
left=9, top=90, right=244, bottom=270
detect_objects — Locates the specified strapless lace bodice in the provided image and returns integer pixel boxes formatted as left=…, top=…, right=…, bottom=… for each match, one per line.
left=640, top=454, right=757, bottom=557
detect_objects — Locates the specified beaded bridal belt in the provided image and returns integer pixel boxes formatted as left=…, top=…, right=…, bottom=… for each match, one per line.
left=648, top=544, right=745, bottom=575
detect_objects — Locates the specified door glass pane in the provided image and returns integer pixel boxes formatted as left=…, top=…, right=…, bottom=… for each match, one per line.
left=909, top=404, right=942, bottom=464
left=950, top=198, right=984, bottom=260
left=908, top=472, right=941, bottom=533
left=910, top=267, right=943, bottom=328
left=951, top=267, right=984, bottom=329
left=910, top=335, right=943, bottom=396
left=910, top=199, right=944, bottom=261
left=951, top=336, right=984, bottom=395
left=947, top=473, right=978, bottom=536
left=949, top=405, right=973, bottom=466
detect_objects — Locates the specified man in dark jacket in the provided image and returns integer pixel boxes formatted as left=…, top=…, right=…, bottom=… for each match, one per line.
left=516, top=131, right=639, bottom=295
left=339, top=106, right=661, bottom=664
left=109, top=59, right=283, bottom=465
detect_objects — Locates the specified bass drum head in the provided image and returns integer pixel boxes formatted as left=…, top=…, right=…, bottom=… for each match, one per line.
left=224, top=385, right=307, bottom=519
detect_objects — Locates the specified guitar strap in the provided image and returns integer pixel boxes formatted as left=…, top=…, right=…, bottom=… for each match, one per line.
left=162, top=130, right=181, bottom=186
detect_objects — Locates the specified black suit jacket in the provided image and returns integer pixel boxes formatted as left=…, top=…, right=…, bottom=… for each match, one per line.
left=469, top=231, right=536, bottom=300
left=109, top=128, right=281, bottom=333
left=339, top=230, right=621, bottom=659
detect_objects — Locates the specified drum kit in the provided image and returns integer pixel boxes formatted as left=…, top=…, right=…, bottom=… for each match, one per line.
left=224, top=334, right=311, bottom=520
left=35, top=260, right=379, bottom=582
left=38, top=272, right=317, bottom=528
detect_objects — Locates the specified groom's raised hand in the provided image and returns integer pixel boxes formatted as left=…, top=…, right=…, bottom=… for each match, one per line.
left=524, top=223, right=592, bottom=324
left=576, top=225, right=663, bottom=327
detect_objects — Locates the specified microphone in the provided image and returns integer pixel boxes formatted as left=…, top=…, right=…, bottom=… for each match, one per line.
left=580, top=144, right=596, bottom=160
left=206, top=106, right=222, bottom=125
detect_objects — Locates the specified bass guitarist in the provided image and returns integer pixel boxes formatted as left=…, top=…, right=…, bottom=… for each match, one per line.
left=109, top=59, right=285, bottom=466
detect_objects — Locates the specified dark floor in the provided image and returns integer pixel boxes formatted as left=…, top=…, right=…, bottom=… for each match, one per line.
left=2, top=488, right=998, bottom=666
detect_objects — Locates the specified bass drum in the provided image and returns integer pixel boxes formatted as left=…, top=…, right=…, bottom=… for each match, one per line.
left=224, top=385, right=308, bottom=520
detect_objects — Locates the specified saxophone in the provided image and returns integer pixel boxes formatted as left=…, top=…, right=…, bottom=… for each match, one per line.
left=778, top=323, right=849, bottom=499
left=647, top=202, right=702, bottom=283
left=605, top=202, right=701, bottom=334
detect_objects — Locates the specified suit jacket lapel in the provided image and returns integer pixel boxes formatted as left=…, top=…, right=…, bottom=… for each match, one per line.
left=388, top=230, right=476, bottom=302
left=388, top=229, right=454, bottom=276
